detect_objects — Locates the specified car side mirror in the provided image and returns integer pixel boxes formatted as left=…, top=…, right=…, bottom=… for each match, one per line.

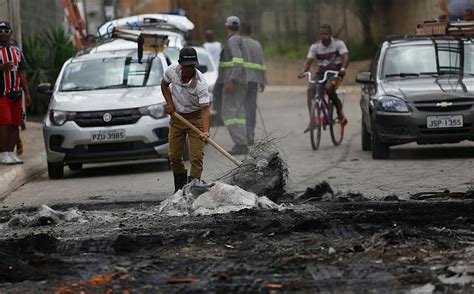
left=356, top=72, right=374, bottom=85
left=37, top=83, right=53, bottom=95
left=197, top=64, right=208, bottom=74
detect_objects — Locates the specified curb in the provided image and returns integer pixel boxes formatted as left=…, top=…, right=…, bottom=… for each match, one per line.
left=0, top=158, right=46, bottom=201
left=0, top=122, right=47, bottom=201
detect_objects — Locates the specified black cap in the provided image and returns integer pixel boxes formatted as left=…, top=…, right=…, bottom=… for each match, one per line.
left=0, top=21, right=11, bottom=30
left=178, top=47, right=199, bottom=66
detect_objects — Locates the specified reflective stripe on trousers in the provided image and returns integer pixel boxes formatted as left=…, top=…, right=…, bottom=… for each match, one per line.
left=221, top=83, right=247, bottom=146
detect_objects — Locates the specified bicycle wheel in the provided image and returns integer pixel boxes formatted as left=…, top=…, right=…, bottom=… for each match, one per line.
left=309, top=100, right=322, bottom=150
left=329, top=103, right=344, bottom=146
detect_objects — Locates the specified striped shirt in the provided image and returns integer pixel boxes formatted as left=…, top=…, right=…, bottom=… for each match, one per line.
left=163, top=64, right=210, bottom=114
left=307, top=38, right=348, bottom=75
left=0, top=45, right=26, bottom=97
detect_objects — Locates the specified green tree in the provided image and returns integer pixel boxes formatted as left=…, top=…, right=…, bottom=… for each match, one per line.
left=23, top=26, right=75, bottom=115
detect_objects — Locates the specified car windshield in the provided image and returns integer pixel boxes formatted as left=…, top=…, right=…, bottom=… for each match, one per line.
left=59, top=56, right=164, bottom=92
left=382, top=43, right=474, bottom=78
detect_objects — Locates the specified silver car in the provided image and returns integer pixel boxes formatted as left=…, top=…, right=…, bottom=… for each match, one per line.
left=356, top=37, right=474, bottom=159
left=39, top=39, right=170, bottom=178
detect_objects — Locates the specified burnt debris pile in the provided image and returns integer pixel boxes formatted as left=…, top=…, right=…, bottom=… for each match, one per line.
left=6, top=205, right=84, bottom=228
left=219, top=140, right=288, bottom=201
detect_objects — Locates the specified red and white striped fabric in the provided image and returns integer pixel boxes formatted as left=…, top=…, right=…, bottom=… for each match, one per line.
left=0, top=45, right=24, bottom=97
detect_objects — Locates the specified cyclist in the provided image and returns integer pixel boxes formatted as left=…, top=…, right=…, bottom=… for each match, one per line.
left=298, top=24, right=349, bottom=133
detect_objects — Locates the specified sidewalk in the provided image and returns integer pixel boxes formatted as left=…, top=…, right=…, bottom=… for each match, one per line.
left=0, top=121, right=46, bottom=200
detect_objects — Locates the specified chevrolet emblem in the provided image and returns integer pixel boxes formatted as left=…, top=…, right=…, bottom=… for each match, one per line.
left=436, top=101, right=452, bottom=107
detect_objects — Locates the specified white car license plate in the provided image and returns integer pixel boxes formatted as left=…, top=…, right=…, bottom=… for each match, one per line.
left=90, top=129, right=126, bottom=142
left=426, top=115, right=463, bottom=129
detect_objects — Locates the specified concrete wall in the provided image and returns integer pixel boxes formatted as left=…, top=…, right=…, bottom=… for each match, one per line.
left=20, top=0, right=64, bottom=38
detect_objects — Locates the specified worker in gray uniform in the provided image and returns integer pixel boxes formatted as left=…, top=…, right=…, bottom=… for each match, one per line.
left=241, top=23, right=267, bottom=145
left=215, top=16, right=248, bottom=155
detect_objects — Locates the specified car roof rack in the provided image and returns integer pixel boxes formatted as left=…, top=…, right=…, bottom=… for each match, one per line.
left=416, top=20, right=474, bottom=36
left=386, top=34, right=472, bottom=43
left=75, top=28, right=169, bottom=63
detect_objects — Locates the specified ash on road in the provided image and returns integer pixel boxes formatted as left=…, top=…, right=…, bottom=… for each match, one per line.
left=0, top=187, right=473, bottom=293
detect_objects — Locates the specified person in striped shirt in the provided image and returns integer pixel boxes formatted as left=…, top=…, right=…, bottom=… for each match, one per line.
left=0, top=21, right=31, bottom=165
left=298, top=24, right=349, bottom=133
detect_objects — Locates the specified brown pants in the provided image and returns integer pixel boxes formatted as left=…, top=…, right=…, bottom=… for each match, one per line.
left=168, top=111, right=205, bottom=178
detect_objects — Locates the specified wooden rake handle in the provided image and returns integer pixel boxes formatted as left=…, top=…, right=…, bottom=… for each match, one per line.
left=172, top=112, right=242, bottom=167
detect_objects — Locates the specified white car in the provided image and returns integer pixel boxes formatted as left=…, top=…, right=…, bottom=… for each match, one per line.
left=38, top=39, right=170, bottom=179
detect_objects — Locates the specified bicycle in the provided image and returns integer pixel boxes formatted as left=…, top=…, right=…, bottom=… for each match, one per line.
left=302, top=70, right=345, bottom=150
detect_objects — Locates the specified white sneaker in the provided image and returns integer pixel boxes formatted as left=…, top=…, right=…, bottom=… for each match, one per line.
left=8, top=152, right=23, bottom=164
left=0, top=152, right=16, bottom=165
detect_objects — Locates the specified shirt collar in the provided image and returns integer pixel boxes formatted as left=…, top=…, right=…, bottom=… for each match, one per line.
left=178, top=65, right=198, bottom=87
left=321, top=38, right=334, bottom=48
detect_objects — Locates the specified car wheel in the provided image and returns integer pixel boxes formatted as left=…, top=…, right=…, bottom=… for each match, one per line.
left=361, top=120, right=372, bottom=151
left=371, top=123, right=390, bottom=159
left=68, top=163, right=83, bottom=171
left=48, top=162, right=64, bottom=179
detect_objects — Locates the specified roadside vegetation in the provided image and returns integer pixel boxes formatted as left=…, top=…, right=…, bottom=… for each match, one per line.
left=23, top=26, right=75, bottom=116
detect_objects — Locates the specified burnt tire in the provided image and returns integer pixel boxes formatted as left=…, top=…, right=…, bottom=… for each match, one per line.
left=48, top=162, right=64, bottom=179
left=361, top=121, right=372, bottom=151
left=371, top=123, right=390, bottom=159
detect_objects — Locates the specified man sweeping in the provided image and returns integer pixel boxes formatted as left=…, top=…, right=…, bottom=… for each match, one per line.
left=161, top=47, right=211, bottom=192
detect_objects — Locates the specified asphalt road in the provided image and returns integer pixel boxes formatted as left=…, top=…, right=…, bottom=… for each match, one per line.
left=2, top=86, right=473, bottom=207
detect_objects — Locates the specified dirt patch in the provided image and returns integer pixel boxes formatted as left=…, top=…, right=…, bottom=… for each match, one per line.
left=0, top=193, right=473, bottom=292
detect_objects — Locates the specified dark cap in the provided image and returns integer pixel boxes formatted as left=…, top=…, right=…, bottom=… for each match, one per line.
left=0, top=21, right=11, bottom=30
left=178, top=47, right=199, bottom=66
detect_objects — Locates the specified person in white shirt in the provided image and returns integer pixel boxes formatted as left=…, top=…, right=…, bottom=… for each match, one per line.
left=203, top=30, right=222, bottom=68
left=161, top=47, right=211, bottom=192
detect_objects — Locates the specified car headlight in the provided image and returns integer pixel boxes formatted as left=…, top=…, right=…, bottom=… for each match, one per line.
left=377, top=96, right=409, bottom=112
left=139, top=103, right=166, bottom=119
left=50, top=110, right=76, bottom=126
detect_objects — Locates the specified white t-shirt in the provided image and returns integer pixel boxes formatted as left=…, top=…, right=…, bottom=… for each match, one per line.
left=203, top=41, right=222, bottom=67
left=307, top=38, right=348, bottom=74
left=163, top=64, right=210, bottom=114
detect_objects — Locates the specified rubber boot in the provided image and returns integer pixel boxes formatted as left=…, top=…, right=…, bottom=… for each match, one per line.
left=173, top=170, right=188, bottom=192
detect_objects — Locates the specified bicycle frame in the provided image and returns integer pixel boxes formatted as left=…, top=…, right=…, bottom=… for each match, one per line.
left=304, top=70, right=340, bottom=127
left=302, top=70, right=345, bottom=150
left=314, top=88, right=333, bottom=127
